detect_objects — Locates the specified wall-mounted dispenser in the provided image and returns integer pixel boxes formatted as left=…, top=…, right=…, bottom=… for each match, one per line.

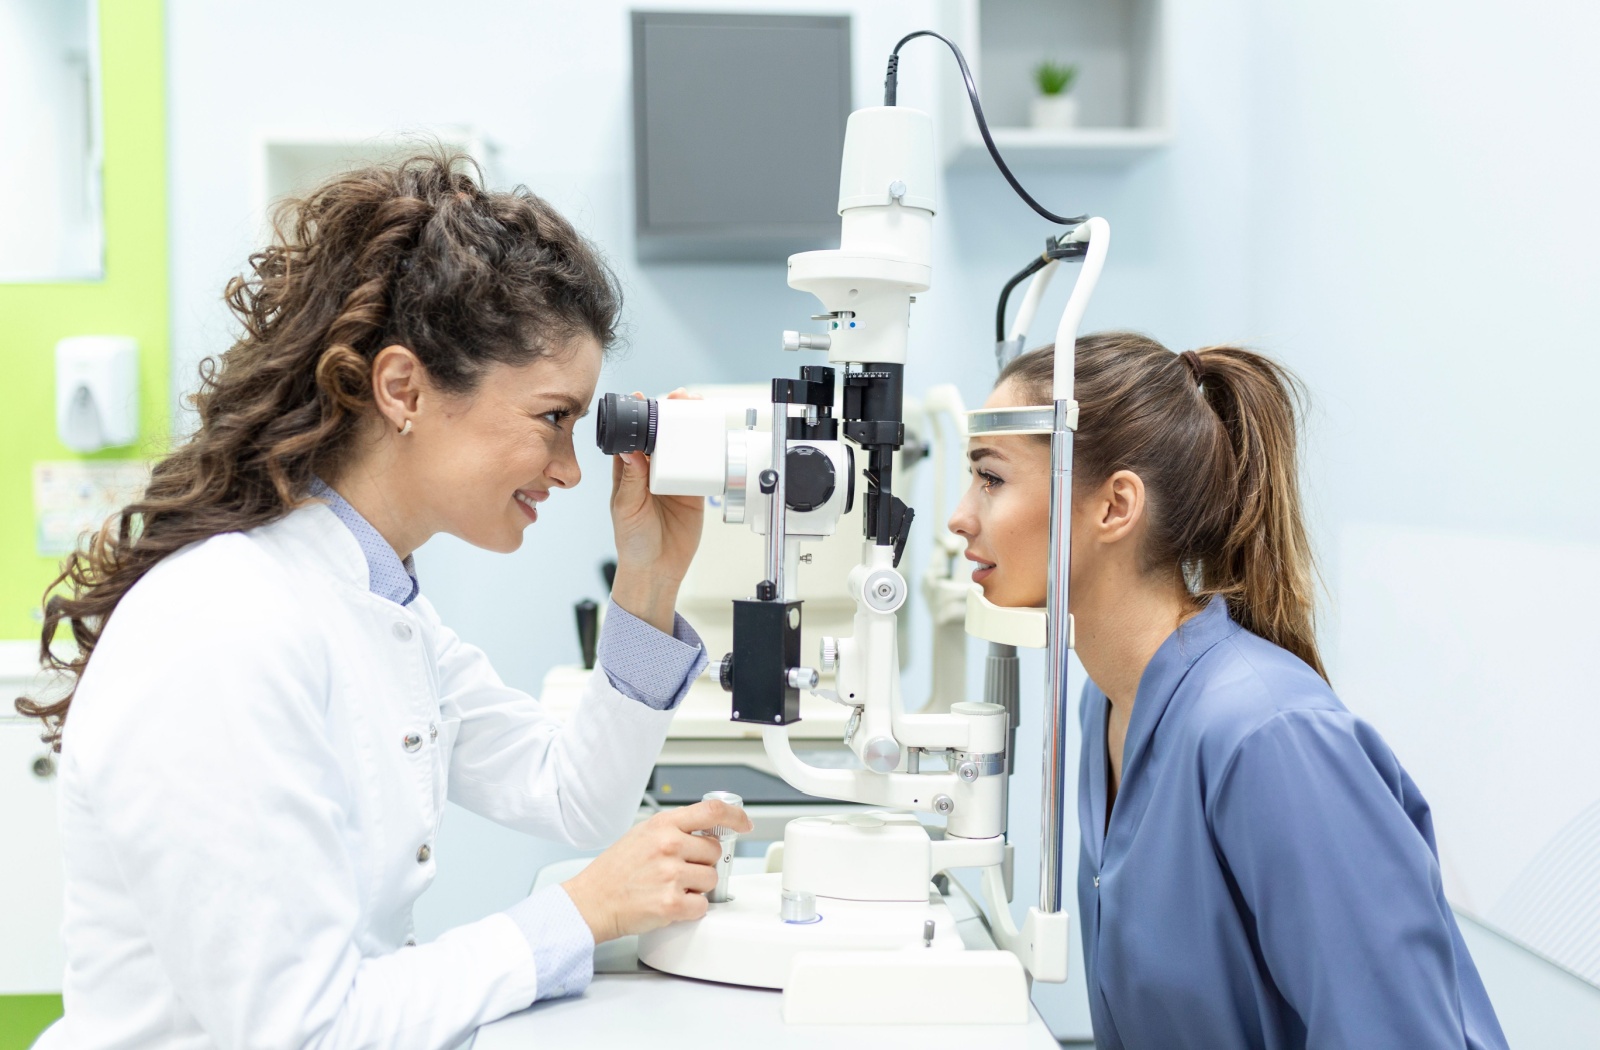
left=56, top=336, right=139, bottom=453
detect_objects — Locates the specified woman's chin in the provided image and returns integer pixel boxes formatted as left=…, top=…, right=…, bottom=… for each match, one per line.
left=982, top=578, right=1046, bottom=609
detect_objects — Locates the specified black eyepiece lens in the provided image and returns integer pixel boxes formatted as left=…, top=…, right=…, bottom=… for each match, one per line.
left=595, top=392, right=658, bottom=456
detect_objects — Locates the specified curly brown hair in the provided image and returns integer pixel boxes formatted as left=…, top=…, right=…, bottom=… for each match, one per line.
left=17, top=149, right=621, bottom=748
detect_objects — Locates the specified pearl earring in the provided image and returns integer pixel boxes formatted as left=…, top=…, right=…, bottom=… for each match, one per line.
left=399, top=419, right=413, bottom=436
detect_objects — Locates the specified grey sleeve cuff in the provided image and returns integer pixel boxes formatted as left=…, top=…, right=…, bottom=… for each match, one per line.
left=503, top=884, right=595, bottom=1002
left=596, top=600, right=709, bottom=711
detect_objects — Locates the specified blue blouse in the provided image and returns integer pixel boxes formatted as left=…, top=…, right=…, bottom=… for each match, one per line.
left=1076, top=597, right=1507, bottom=1050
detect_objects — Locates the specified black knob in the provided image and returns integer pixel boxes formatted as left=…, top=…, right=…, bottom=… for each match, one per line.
left=574, top=599, right=598, bottom=670
left=785, top=445, right=836, bottom=512
left=718, top=653, right=735, bottom=692
left=758, top=469, right=778, bottom=495
left=756, top=580, right=776, bottom=601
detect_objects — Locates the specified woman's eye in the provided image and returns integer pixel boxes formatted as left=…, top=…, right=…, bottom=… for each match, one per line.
left=978, top=470, right=1003, bottom=491
left=540, top=409, right=572, bottom=428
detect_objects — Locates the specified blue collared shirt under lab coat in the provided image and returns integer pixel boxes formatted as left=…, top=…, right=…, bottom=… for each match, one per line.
left=1077, top=597, right=1508, bottom=1050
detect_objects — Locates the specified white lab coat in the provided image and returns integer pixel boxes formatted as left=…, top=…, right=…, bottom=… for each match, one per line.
left=38, top=503, right=675, bottom=1050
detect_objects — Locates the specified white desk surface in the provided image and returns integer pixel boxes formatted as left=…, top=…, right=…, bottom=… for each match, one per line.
left=473, top=858, right=1061, bottom=1050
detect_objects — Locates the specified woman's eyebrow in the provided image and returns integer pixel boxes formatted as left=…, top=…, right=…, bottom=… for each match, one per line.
left=540, top=394, right=589, bottom=419
left=969, top=446, right=1005, bottom=464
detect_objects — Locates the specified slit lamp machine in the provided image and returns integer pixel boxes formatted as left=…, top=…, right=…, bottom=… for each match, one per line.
left=590, top=33, right=1110, bottom=1025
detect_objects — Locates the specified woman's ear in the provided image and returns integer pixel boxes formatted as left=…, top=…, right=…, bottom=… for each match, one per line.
left=371, top=345, right=424, bottom=431
left=1097, top=469, right=1146, bottom=546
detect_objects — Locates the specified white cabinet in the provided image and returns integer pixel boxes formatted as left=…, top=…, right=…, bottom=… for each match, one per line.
left=0, top=718, right=64, bottom=994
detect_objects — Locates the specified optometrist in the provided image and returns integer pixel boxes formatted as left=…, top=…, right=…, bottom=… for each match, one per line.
left=19, top=154, right=750, bottom=1050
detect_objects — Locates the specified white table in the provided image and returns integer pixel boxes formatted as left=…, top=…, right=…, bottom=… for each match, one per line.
left=473, top=859, right=1061, bottom=1050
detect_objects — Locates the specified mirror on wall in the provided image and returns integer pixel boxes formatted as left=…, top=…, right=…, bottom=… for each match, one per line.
left=0, top=0, right=103, bottom=282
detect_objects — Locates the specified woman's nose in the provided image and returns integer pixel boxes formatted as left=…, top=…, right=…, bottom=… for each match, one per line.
left=547, top=436, right=582, bottom=489
left=948, top=487, right=977, bottom=538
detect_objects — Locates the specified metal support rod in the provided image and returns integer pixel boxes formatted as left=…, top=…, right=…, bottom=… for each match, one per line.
left=1039, top=400, right=1075, bottom=914
left=765, top=403, right=789, bottom=597
left=984, top=641, right=1020, bottom=839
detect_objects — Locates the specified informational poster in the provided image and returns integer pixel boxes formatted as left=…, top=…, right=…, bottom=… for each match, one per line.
left=32, top=461, right=150, bottom=557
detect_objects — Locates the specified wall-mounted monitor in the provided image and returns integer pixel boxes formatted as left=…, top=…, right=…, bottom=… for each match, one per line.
left=631, top=11, right=852, bottom=262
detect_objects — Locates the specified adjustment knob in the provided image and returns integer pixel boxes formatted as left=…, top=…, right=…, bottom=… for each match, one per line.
left=718, top=653, right=735, bottom=693
left=819, top=636, right=838, bottom=673
left=784, top=446, right=836, bottom=512
left=787, top=667, right=819, bottom=690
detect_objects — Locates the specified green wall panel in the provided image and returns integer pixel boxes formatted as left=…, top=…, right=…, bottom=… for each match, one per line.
left=0, top=996, right=62, bottom=1050
left=0, top=0, right=169, bottom=641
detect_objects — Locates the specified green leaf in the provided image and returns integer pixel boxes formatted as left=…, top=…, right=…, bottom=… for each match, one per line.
left=1034, top=60, right=1079, bottom=96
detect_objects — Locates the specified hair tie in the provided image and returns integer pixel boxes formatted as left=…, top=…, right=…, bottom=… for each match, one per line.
left=1178, top=350, right=1206, bottom=386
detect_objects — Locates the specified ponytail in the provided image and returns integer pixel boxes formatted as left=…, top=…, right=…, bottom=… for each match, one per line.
left=1188, top=346, right=1323, bottom=678
left=997, top=333, right=1326, bottom=680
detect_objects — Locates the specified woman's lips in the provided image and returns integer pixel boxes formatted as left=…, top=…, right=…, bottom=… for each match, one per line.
left=514, top=489, right=547, bottom=523
left=965, top=551, right=996, bottom=583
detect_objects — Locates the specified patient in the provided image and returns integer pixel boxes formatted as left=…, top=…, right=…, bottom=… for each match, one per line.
left=947, top=332, right=1507, bottom=1050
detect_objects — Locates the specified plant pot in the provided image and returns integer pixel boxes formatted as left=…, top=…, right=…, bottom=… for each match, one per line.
left=1030, top=94, right=1078, bottom=131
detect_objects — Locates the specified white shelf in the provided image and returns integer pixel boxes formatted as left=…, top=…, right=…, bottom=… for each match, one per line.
left=952, top=125, right=1172, bottom=166
left=939, top=0, right=1172, bottom=165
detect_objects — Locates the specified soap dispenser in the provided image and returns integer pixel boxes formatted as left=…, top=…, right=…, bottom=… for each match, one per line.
left=56, top=336, right=139, bottom=453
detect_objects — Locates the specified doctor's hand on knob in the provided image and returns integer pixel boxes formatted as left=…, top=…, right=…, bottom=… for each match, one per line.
left=561, top=798, right=753, bottom=942
left=608, top=388, right=703, bottom=633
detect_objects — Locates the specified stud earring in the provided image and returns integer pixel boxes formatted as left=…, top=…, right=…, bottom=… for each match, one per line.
left=399, top=419, right=413, bottom=436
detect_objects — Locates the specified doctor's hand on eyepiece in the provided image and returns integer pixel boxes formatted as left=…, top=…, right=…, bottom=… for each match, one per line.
left=560, top=798, right=753, bottom=943
left=607, top=388, right=704, bottom=635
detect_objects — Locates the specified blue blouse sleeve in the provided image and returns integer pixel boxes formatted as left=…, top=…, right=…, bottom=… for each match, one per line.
left=1208, top=710, right=1482, bottom=1049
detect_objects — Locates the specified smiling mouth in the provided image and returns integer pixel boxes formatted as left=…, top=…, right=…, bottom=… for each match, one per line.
left=514, top=489, right=547, bottom=522
left=965, top=554, right=996, bottom=581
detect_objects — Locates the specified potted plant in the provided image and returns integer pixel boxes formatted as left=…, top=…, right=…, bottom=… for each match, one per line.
left=1031, top=60, right=1079, bottom=130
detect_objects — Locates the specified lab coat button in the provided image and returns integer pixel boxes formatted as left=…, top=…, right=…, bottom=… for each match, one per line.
left=402, top=732, right=422, bottom=753
left=393, top=621, right=413, bottom=642
left=1094, top=875, right=1100, bottom=888
left=416, top=844, right=431, bottom=863
left=429, top=723, right=438, bottom=742
left=404, top=936, right=417, bottom=947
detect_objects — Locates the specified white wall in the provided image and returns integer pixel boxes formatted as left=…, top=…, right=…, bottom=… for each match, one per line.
left=1245, top=0, right=1600, bottom=1002
left=164, top=0, right=1600, bottom=1043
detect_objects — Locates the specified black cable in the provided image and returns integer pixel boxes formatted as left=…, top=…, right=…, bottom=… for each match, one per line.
left=995, top=256, right=1048, bottom=343
left=885, top=30, right=1087, bottom=228
left=994, top=237, right=1090, bottom=342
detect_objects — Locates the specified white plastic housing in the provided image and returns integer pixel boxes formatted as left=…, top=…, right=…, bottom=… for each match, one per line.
left=730, top=433, right=850, bottom=539
left=784, top=950, right=1028, bottom=1025
left=56, top=336, right=138, bottom=453
left=788, top=106, right=937, bottom=366
left=782, top=813, right=933, bottom=902
left=647, top=398, right=731, bottom=497
left=637, top=871, right=962, bottom=990
left=835, top=106, right=937, bottom=215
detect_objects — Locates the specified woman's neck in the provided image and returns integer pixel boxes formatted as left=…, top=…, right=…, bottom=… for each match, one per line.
left=1075, top=573, right=1197, bottom=802
left=1074, top=575, right=1197, bottom=712
left=323, top=459, right=428, bottom=562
